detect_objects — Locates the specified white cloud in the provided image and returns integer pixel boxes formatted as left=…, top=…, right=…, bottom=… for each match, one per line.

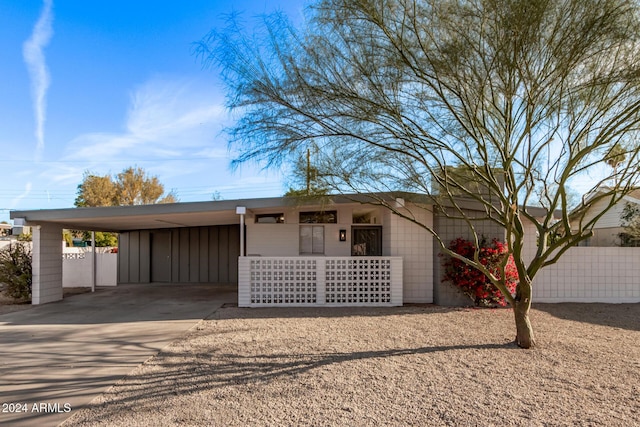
left=65, top=78, right=229, bottom=166
left=23, top=0, right=53, bottom=162
left=9, top=182, right=33, bottom=209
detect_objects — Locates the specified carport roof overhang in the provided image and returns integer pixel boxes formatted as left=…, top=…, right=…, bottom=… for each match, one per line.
left=9, top=194, right=409, bottom=232
left=10, top=197, right=292, bottom=232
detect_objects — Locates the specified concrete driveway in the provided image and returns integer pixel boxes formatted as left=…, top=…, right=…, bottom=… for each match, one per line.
left=0, top=283, right=236, bottom=427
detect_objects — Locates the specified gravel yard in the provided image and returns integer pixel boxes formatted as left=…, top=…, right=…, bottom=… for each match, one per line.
left=63, top=303, right=639, bottom=426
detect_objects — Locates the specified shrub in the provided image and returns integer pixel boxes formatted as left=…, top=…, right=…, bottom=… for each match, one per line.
left=0, top=243, right=32, bottom=300
left=441, top=237, right=518, bottom=307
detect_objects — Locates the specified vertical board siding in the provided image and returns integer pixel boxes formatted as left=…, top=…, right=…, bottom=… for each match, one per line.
left=219, top=226, right=230, bottom=282
left=171, top=229, right=180, bottom=282
left=179, top=228, right=190, bottom=282
left=209, top=226, right=220, bottom=282
left=189, top=228, right=200, bottom=283
left=118, top=233, right=130, bottom=283
left=129, top=231, right=140, bottom=283
left=228, top=226, right=240, bottom=282
left=119, top=225, right=239, bottom=284
left=139, top=230, right=150, bottom=283
left=199, top=227, right=209, bottom=282
left=31, top=224, right=64, bottom=304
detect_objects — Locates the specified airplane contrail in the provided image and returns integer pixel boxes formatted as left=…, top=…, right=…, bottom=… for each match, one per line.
left=23, top=0, right=54, bottom=162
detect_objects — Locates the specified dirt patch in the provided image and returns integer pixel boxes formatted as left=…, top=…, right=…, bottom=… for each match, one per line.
left=0, top=286, right=92, bottom=315
left=64, top=304, right=640, bottom=426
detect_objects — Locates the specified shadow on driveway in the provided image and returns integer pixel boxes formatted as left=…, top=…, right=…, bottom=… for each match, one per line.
left=0, top=283, right=236, bottom=427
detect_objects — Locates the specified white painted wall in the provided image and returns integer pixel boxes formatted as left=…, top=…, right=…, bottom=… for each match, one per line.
left=532, top=247, right=640, bottom=302
left=245, top=202, right=433, bottom=303
left=32, top=224, right=63, bottom=304
left=521, top=219, right=640, bottom=303
left=383, top=204, right=433, bottom=303
left=246, top=205, right=359, bottom=257
left=62, top=250, right=117, bottom=287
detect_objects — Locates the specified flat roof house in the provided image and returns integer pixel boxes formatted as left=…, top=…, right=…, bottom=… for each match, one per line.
left=12, top=194, right=539, bottom=307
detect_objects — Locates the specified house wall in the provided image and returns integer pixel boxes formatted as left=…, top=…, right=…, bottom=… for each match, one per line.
left=118, top=225, right=239, bottom=284
left=581, top=197, right=625, bottom=229
left=433, top=207, right=505, bottom=306
left=531, top=247, right=640, bottom=302
left=32, top=224, right=63, bottom=304
left=382, top=204, right=433, bottom=303
left=245, top=203, right=433, bottom=303
left=245, top=206, right=359, bottom=257
left=589, top=227, right=623, bottom=247
left=575, top=196, right=635, bottom=246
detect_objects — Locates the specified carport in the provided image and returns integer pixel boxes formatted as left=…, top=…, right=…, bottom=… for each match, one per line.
left=10, top=198, right=289, bottom=305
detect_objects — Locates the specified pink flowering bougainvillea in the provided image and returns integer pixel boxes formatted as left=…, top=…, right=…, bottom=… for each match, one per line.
left=441, top=237, right=518, bottom=307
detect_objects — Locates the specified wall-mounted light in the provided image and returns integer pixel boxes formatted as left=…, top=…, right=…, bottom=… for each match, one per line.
left=339, top=229, right=347, bottom=241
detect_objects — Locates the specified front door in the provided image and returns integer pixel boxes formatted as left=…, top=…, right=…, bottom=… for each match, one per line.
left=150, top=231, right=171, bottom=282
left=351, top=226, right=382, bottom=256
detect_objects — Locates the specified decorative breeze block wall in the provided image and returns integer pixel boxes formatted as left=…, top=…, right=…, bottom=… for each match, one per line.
left=325, top=258, right=392, bottom=304
left=238, top=257, right=403, bottom=307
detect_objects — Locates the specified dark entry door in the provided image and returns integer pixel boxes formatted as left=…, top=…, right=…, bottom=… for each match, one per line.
left=150, top=231, right=172, bottom=282
left=352, top=226, right=382, bottom=256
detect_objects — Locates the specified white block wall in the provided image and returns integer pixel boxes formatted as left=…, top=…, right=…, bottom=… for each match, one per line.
left=62, top=253, right=118, bottom=287
left=532, top=247, right=640, bottom=302
left=383, top=205, right=433, bottom=303
left=32, top=224, right=63, bottom=305
left=238, top=256, right=403, bottom=307
left=521, top=219, right=640, bottom=303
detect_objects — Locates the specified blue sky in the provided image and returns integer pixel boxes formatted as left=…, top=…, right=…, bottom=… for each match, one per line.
left=0, top=0, right=307, bottom=222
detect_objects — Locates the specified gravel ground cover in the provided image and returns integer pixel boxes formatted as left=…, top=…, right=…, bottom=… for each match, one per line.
left=64, top=303, right=639, bottom=426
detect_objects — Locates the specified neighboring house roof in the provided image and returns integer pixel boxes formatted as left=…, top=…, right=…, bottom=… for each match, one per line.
left=581, top=186, right=640, bottom=206
left=570, top=186, right=640, bottom=231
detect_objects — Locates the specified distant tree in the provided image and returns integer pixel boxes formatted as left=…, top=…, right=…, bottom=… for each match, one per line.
left=74, top=173, right=116, bottom=207
left=203, top=0, right=640, bottom=348
left=114, top=167, right=177, bottom=205
left=63, top=230, right=74, bottom=247
left=605, top=143, right=627, bottom=185
left=75, top=167, right=178, bottom=207
left=74, top=166, right=177, bottom=246
left=92, top=231, right=119, bottom=247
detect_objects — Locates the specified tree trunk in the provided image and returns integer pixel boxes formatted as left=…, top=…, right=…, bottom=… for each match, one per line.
left=513, top=301, right=535, bottom=348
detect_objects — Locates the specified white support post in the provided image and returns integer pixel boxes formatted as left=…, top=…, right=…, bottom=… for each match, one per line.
left=91, top=231, right=96, bottom=292
left=236, top=206, right=246, bottom=257
left=31, top=223, right=64, bottom=305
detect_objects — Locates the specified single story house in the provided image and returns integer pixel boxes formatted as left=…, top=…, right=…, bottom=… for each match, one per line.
left=10, top=194, right=546, bottom=307
left=572, top=187, right=640, bottom=247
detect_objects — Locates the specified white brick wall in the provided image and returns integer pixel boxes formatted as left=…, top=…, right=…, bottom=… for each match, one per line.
left=32, top=224, right=63, bottom=305
left=521, top=219, right=640, bottom=303
left=384, top=205, right=433, bottom=303
left=531, top=247, right=640, bottom=302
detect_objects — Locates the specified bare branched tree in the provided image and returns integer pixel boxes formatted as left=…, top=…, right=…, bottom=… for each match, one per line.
left=199, top=0, right=640, bottom=348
